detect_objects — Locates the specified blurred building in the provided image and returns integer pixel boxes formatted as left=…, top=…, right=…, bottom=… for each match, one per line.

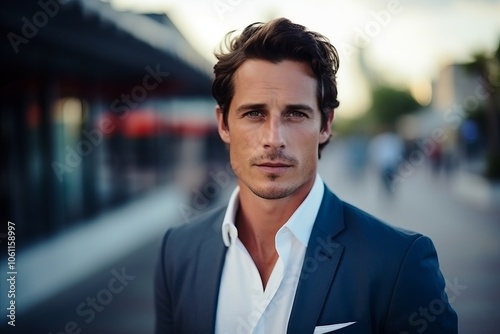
left=431, top=63, right=489, bottom=122
left=416, top=64, right=488, bottom=166
left=0, top=0, right=225, bottom=249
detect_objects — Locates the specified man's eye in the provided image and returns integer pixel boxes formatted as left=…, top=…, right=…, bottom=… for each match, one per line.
left=287, top=111, right=307, bottom=118
left=244, top=111, right=262, bottom=118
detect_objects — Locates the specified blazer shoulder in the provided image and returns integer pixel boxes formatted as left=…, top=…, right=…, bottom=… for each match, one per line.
left=160, top=205, right=227, bottom=248
left=340, top=199, right=423, bottom=247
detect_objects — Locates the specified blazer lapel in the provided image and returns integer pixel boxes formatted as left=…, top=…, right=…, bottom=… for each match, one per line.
left=287, top=187, right=346, bottom=334
left=192, top=210, right=228, bottom=334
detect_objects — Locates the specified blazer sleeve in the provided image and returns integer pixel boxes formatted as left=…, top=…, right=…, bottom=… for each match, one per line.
left=384, top=235, right=458, bottom=334
left=154, top=230, right=174, bottom=334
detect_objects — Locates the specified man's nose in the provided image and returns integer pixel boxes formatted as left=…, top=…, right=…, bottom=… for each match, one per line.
left=262, top=116, right=285, bottom=149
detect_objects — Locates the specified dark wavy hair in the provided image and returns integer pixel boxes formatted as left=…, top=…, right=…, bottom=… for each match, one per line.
left=212, top=17, right=340, bottom=155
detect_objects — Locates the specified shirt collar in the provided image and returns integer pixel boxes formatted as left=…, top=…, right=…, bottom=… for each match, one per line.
left=221, top=174, right=324, bottom=247
left=221, top=187, right=240, bottom=247
left=282, top=174, right=324, bottom=246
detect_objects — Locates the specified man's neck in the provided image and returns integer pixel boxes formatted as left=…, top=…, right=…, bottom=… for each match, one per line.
left=235, top=177, right=315, bottom=288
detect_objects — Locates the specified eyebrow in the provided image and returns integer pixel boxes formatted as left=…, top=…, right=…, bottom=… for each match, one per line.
left=235, top=103, right=266, bottom=113
left=235, top=103, right=315, bottom=114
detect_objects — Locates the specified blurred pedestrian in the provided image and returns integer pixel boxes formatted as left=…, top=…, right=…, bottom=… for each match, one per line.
left=460, top=119, right=481, bottom=162
left=428, top=140, right=443, bottom=176
left=345, top=134, right=369, bottom=180
left=155, top=18, right=457, bottom=334
left=368, top=128, right=405, bottom=194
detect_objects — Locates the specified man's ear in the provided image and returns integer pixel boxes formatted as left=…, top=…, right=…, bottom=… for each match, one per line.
left=216, top=106, right=230, bottom=144
left=319, top=111, right=334, bottom=144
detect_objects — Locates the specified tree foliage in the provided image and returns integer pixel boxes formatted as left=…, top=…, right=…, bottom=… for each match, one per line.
left=463, top=40, right=500, bottom=180
left=368, top=86, right=420, bottom=126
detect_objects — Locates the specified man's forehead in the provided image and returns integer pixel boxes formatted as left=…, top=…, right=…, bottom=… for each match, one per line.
left=234, top=59, right=315, bottom=79
left=232, top=60, right=316, bottom=94
left=228, top=61, right=317, bottom=111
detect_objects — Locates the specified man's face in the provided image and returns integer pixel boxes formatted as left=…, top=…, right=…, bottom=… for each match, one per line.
left=217, top=59, right=333, bottom=200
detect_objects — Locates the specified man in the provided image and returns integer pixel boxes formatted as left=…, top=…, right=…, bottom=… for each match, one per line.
left=155, top=18, right=458, bottom=334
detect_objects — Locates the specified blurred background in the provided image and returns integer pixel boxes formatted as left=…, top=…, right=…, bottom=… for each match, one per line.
left=0, top=0, right=499, bottom=333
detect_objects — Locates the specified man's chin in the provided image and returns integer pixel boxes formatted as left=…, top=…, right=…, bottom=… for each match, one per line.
left=249, top=184, right=295, bottom=200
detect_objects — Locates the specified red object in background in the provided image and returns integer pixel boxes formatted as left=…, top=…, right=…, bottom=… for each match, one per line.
left=165, top=122, right=213, bottom=137
left=96, top=109, right=160, bottom=138
left=122, top=110, right=159, bottom=139
left=26, top=103, right=41, bottom=128
left=97, top=109, right=215, bottom=139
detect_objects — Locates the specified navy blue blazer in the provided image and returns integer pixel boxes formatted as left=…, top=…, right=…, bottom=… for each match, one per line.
left=155, top=185, right=458, bottom=333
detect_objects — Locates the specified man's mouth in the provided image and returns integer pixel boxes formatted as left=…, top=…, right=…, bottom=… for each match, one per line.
left=255, top=162, right=293, bottom=173
left=257, top=162, right=292, bottom=167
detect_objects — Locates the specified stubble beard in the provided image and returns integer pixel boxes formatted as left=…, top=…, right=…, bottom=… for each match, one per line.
left=245, top=173, right=299, bottom=200
left=236, top=151, right=301, bottom=200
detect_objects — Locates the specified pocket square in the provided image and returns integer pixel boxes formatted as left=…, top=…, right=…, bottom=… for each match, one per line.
left=313, top=321, right=356, bottom=333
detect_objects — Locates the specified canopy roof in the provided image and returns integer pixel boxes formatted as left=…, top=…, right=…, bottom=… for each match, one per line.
left=0, top=0, right=213, bottom=96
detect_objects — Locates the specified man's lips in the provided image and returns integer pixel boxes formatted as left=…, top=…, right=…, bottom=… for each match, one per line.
left=256, top=162, right=292, bottom=167
left=254, top=162, right=293, bottom=173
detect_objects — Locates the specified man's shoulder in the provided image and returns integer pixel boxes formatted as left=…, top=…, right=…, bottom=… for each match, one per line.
left=345, top=201, right=419, bottom=235
left=330, top=192, right=423, bottom=249
left=162, top=205, right=227, bottom=244
left=334, top=197, right=434, bottom=266
left=157, top=205, right=228, bottom=280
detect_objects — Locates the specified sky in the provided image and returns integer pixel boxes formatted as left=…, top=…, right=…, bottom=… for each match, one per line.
left=107, top=0, right=500, bottom=119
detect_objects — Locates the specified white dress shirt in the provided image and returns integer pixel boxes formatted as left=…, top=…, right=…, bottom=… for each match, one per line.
left=215, top=174, right=325, bottom=334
